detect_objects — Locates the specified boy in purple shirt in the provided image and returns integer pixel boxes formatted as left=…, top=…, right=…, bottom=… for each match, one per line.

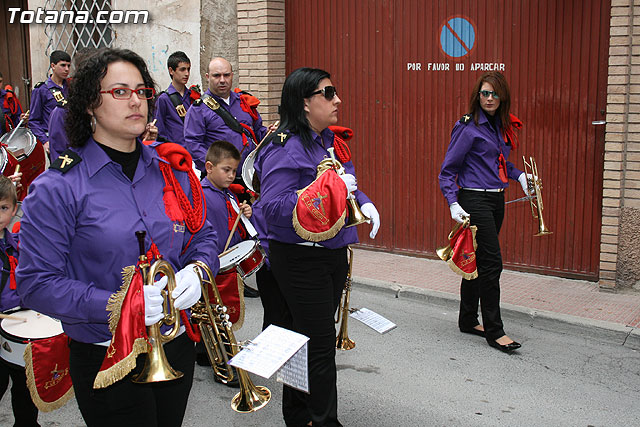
left=201, top=140, right=259, bottom=297
left=0, top=176, right=40, bottom=426
left=155, top=51, right=196, bottom=146
left=29, top=50, right=70, bottom=154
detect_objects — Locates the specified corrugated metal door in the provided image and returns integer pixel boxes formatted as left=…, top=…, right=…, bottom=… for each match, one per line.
left=285, top=0, right=610, bottom=280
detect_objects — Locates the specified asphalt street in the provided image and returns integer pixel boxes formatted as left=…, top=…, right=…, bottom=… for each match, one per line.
left=2, top=281, right=639, bottom=426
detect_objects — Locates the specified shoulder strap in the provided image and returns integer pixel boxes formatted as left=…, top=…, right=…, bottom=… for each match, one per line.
left=459, top=114, right=472, bottom=125
left=272, top=131, right=291, bottom=147
left=168, top=92, right=187, bottom=120
left=34, top=81, right=45, bottom=89
left=48, top=87, right=67, bottom=107
left=50, top=149, right=82, bottom=173
left=202, top=95, right=250, bottom=138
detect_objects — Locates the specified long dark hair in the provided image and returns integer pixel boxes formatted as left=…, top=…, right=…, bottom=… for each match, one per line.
left=65, top=48, right=156, bottom=148
left=468, top=71, right=511, bottom=131
left=275, top=67, right=331, bottom=148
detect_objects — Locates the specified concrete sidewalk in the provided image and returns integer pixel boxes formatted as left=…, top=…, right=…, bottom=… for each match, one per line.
left=350, top=248, right=640, bottom=349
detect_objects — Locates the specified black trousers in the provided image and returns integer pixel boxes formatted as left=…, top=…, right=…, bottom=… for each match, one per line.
left=269, top=240, right=347, bottom=427
left=457, top=189, right=506, bottom=341
left=255, top=266, right=291, bottom=331
left=68, top=333, right=195, bottom=427
left=0, top=358, right=40, bottom=426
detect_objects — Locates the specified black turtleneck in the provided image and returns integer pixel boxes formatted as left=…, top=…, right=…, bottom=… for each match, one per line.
left=95, top=140, right=141, bottom=181
left=485, top=111, right=497, bottom=131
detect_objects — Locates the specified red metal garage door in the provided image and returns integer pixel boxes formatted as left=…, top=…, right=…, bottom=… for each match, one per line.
left=286, top=0, right=610, bottom=280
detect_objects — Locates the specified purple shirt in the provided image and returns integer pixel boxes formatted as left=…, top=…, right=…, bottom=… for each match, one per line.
left=201, top=177, right=248, bottom=254
left=155, top=84, right=193, bottom=146
left=16, top=138, right=218, bottom=343
left=183, top=89, right=266, bottom=172
left=48, top=105, right=67, bottom=161
left=0, top=231, right=20, bottom=312
left=29, top=77, right=68, bottom=143
left=0, top=90, right=23, bottom=137
left=254, top=128, right=372, bottom=249
left=439, top=110, right=523, bottom=206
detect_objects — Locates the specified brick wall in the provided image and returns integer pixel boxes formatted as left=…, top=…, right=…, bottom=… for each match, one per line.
left=601, top=0, right=640, bottom=289
left=236, top=0, right=286, bottom=124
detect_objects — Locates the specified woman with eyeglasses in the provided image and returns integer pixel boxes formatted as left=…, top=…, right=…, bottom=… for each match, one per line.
left=16, top=48, right=216, bottom=426
left=253, top=67, right=380, bottom=426
left=439, top=71, right=530, bottom=353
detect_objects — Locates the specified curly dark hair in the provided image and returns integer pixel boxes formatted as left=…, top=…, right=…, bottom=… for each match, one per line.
left=65, top=48, right=156, bottom=148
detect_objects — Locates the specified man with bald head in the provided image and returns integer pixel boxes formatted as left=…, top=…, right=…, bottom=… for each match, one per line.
left=184, top=57, right=267, bottom=176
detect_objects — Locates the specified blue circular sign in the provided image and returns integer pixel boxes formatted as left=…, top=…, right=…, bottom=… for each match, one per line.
left=440, top=17, right=475, bottom=58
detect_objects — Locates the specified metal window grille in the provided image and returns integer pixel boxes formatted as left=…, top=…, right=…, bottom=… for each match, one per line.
left=44, top=0, right=114, bottom=57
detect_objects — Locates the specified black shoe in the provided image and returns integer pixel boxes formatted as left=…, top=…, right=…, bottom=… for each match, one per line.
left=460, top=326, right=486, bottom=337
left=196, top=352, right=211, bottom=367
left=488, top=339, right=521, bottom=353
left=244, top=285, right=260, bottom=298
left=214, top=372, right=240, bottom=388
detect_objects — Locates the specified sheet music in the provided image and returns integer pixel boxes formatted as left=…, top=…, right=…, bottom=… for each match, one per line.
left=276, top=342, right=309, bottom=393
left=350, top=307, right=397, bottom=334
left=228, top=324, right=309, bottom=379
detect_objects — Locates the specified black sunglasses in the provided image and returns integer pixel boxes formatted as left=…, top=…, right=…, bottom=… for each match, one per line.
left=479, top=90, right=500, bottom=99
left=310, top=86, right=338, bottom=100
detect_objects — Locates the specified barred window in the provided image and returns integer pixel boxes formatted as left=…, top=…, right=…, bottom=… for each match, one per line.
left=44, top=0, right=114, bottom=57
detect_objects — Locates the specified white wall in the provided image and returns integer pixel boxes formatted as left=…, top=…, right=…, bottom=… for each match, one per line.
left=25, top=0, right=203, bottom=90
left=113, top=0, right=202, bottom=90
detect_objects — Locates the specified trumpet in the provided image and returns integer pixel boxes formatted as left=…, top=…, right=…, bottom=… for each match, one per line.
left=318, top=147, right=370, bottom=227
left=522, top=156, right=552, bottom=237
left=436, top=217, right=470, bottom=261
left=336, top=246, right=356, bottom=350
left=190, top=261, right=271, bottom=413
left=132, top=230, right=183, bottom=383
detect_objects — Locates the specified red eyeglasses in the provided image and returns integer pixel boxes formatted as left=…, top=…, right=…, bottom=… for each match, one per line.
left=100, top=87, right=155, bottom=100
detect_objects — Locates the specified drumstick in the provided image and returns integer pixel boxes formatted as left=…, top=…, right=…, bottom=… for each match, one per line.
left=257, top=120, right=279, bottom=148
left=0, top=313, right=28, bottom=322
left=11, top=165, right=20, bottom=187
left=4, top=110, right=29, bottom=147
left=223, top=213, right=243, bottom=253
left=150, top=119, right=157, bottom=126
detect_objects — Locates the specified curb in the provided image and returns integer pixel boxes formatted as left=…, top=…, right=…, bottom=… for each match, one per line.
left=352, top=276, right=640, bottom=350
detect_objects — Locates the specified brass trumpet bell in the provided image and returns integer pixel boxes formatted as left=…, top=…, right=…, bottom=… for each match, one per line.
left=231, top=369, right=271, bottom=413
left=436, top=218, right=469, bottom=261
left=345, top=198, right=370, bottom=228
left=132, top=256, right=183, bottom=383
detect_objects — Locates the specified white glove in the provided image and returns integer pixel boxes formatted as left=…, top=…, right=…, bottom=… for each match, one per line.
left=518, top=172, right=535, bottom=196
left=339, top=173, right=357, bottom=194
left=360, top=202, right=380, bottom=239
left=172, top=264, right=202, bottom=311
left=144, top=280, right=165, bottom=326
left=449, top=202, right=469, bottom=224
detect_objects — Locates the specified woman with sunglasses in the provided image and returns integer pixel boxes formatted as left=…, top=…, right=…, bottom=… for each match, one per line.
left=439, top=71, right=530, bottom=353
left=16, top=48, right=216, bottom=426
left=254, top=67, right=380, bottom=426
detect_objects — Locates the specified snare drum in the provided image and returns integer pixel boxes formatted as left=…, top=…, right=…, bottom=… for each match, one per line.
left=0, top=127, right=47, bottom=200
left=0, top=310, right=64, bottom=367
left=218, top=240, right=266, bottom=279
